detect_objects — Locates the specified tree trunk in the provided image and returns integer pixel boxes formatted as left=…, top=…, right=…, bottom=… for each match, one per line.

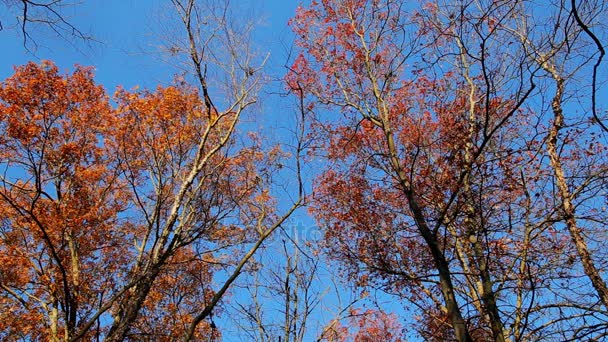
left=406, top=191, right=474, bottom=342
left=105, top=266, right=162, bottom=341
left=382, top=121, right=473, bottom=342
left=547, top=76, right=608, bottom=309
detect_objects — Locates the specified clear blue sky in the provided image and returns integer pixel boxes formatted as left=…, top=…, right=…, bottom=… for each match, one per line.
left=1, top=0, right=298, bottom=87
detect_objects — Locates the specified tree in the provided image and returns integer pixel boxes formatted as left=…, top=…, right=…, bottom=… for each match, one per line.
left=229, top=238, right=323, bottom=342
left=0, top=61, right=122, bottom=341
left=0, top=2, right=304, bottom=338
left=319, top=309, right=405, bottom=342
left=288, top=0, right=607, bottom=340
left=502, top=1, right=608, bottom=339
left=1, top=0, right=90, bottom=50
left=510, top=0, right=608, bottom=309
left=0, top=61, right=205, bottom=340
left=288, top=0, right=528, bottom=340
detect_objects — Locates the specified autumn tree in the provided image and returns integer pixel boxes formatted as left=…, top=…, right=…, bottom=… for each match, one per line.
left=516, top=0, right=608, bottom=307
left=319, top=309, right=405, bottom=342
left=497, top=0, right=608, bottom=339
left=0, top=61, right=123, bottom=341
left=288, top=0, right=528, bottom=340
left=288, top=0, right=607, bottom=340
left=0, top=2, right=303, bottom=341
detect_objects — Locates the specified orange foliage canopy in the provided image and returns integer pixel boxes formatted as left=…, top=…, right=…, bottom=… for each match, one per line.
left=0, top=61, right=270, bottom=340
left=0, top=61, right=128, bottom=339
left=320, top=309, right=405, bottom=342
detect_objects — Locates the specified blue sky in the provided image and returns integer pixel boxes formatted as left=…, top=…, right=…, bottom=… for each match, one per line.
left=1, top=0, right=298, bottom=87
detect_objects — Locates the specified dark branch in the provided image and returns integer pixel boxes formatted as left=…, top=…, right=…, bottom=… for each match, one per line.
left=571, top=0, right=607, bottom=133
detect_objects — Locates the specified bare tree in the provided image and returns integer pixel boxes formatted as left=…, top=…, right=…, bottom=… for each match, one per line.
left=230, top=238, right=322, bottom=342
left=1, top=0, right=91, bottom=50
left=507, top=0, right=608, bottom=319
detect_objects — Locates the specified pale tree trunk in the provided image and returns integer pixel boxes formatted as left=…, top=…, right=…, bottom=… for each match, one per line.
left=458, top=36, right=507, bottom=342
left=508, top=0, right=608, bottom=311
left=50, top=301, right=59, bottom=342
left=546, top=74, right=608, bottom=309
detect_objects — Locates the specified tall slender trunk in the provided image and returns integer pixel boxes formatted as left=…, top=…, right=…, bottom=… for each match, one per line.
left=547, top=75, right=608, bottom=309
left=50, top=301, right=59, bottom=342
left=464, top=197, right=506, bottom=342
left=411, top=201, right=474, bottom=342
left=461, top=74, right=507, bottom=342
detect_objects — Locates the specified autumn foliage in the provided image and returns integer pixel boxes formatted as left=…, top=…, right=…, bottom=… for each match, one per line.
left=2, top=0, right=608, bottom=341
left=289, top=0, right=608, bottom=341
left=0, top=61, right=125, bottom=339
left=320, top=309, right=405, bottom=342
left=0, top=61, right=273, bottom=340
